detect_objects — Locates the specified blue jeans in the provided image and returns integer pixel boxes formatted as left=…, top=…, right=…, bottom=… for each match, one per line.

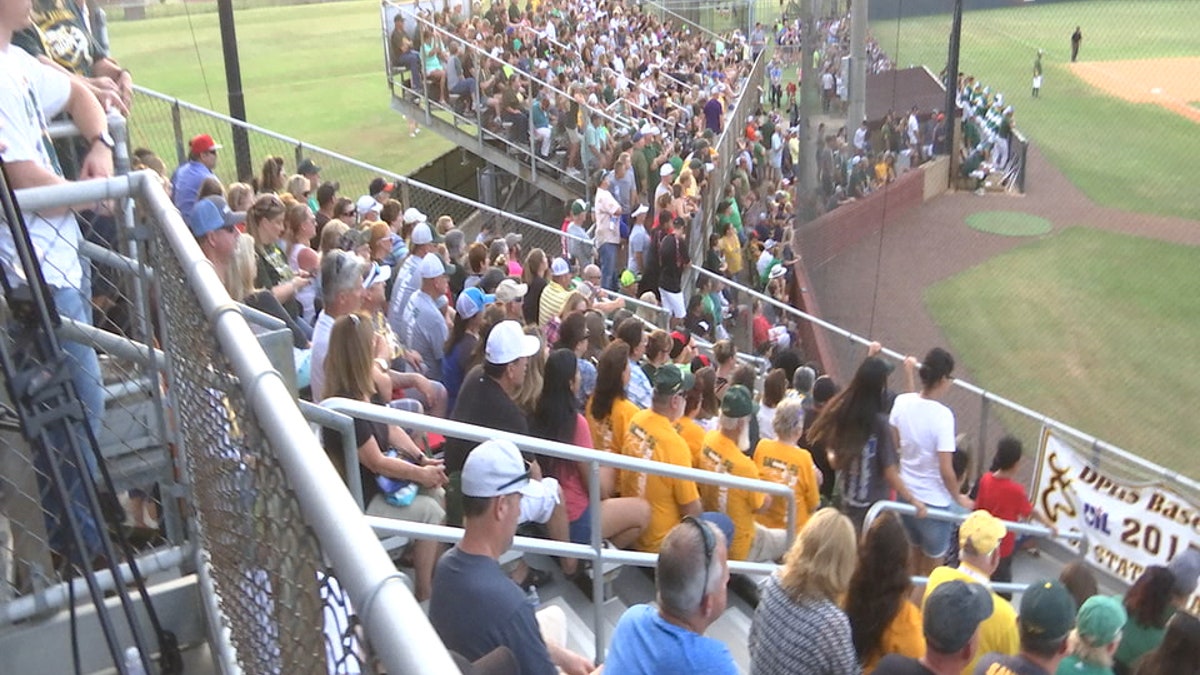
left=598, top=242, right=620, bottom=292
left=34, top=284, right=106, bottom=565
left=395, top=51, right=422, bottom=89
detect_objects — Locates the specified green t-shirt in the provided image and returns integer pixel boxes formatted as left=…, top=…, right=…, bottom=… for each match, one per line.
left=1055, top=655, right=1113, bottom=675
left=1113, top=607, right=1172, bottom=670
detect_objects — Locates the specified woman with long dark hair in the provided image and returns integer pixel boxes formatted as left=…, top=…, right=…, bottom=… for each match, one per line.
left=843, top=512, right=925, bottom=672
left=1115, top=565, right=1188, bottom=672
left=1133, top=611, right=1200, bottom=675
left=531, top=349, right=649, bottom=551
left=586, top=342, right=637, bottom=497
left=809, top=356, right=919, bottom=533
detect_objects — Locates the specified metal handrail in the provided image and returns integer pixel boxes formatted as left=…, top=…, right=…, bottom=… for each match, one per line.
left=863, top=501, right=1086, bottom=596
left=132, top=172, right=462, bottom=674
left=317, top=396, right=795, bottom=662
left=688, top=265, right=1200, bottom=494
left=133, top=86, right=592, bottom=247
left=317, top=397, right=798, bottom=532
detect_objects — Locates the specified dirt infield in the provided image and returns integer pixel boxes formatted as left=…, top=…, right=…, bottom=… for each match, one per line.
left=1070, top=57, right=1200, bottom=124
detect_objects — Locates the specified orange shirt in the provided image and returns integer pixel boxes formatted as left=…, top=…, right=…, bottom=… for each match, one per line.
left=587, top=395, right=638, bottom=455
left=619, top=409, right=700, bottom=553
left=697, top=430, right=765, bottom=561
left=753, top=438, right=820, bottom=532
left=675, top=415, right=707, bottom=467
left=862, top=600, right=926, bottom=673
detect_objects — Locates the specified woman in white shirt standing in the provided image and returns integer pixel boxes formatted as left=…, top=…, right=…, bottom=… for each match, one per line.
left=888, top=347, right=973, bottom=576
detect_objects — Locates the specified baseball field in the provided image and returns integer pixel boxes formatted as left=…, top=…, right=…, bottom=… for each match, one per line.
left=868, top=0, right=1200, bottom=477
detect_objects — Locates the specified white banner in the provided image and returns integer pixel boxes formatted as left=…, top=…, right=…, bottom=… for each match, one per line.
left=1034, top=428, right=1199, bottom=614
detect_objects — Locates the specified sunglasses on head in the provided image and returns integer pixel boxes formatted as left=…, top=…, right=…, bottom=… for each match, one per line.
left=497, top=459, right=533, bottom=492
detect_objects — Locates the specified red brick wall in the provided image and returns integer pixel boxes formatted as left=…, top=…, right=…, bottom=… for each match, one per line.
left=795, top=167, right=925, bottom=267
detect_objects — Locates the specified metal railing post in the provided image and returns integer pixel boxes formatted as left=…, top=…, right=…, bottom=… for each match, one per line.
left=589, top=459, right=604, bottom=662
left=170, top=98, right=185, bottom=165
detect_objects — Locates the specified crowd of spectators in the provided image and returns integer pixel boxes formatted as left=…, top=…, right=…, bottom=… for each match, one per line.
left=390, top=0, right=755, bottom=184
left=7, top=0, right=1198, bottom=670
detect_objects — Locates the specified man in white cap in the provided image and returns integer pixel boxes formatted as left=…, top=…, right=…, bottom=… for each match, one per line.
left=430, top=439, right=594, bottom=675
left=386, top=213, right=437, bottom=339
left=627, top=204, right=650, bottom=276
left=355, top=195, right=379, bottom=222
left=494, top=278, right=528, bottom=322
left=538, top=257, right=575, bottom=327
left=654, top=162, right=675, bottom=215
left=593, top=170, right=622, bottom=291
left=400, top=253, right=451, bottom=381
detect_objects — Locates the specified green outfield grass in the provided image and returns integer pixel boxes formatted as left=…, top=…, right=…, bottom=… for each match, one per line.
left=925, top=227, right=1199, bottom=476
left=108, top=0, right=453, bottom=176
left=872, top=0, right=1200, bottom=221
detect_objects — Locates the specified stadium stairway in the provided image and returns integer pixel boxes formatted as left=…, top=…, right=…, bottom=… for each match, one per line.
left=388, top=82, right=585, bottom=204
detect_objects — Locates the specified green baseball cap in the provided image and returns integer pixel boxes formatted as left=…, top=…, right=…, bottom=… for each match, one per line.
left=1019, top=579, right=1077, bottom=643
left=1075, top=595, right=1127, bottom=647
left=570, top=199, right=588, bottom=215
left=653, top=365, right=695, bottom=396
left=720, top=385, right=754, bottom=418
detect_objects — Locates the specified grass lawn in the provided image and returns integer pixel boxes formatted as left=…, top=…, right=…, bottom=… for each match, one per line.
left=924, top=227, right=1200, bottom=476
left=872, top=0, right=1200, bottom=221
left=108, top=0, right=453, bottom=177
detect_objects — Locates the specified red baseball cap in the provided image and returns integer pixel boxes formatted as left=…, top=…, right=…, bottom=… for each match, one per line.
left=189, top=134, right=222, bottom=155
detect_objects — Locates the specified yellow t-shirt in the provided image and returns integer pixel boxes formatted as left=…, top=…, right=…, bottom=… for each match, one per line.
left=922, top=564, right=1020, bottom=675
left=862, top=600, right=926, bottom=673
left=697, top=430, right=765, bottom=561
left=752, top=439, right=820, bottom=532
left=620, top=409, right=701, bottom=553
left=721, top=230, right=743, bottom=275
left=587, top=395, right=638, bottom=455
left=675, top=415, right=707, bottom=468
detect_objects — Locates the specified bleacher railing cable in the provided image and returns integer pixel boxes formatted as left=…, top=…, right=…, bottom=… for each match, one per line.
left=312, top=397, right=795, bottom=663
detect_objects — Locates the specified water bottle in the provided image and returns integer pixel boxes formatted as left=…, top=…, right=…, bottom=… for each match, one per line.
left=123, top=646, right=147, bottom=675
left=525, top=584, right=540, bottom=609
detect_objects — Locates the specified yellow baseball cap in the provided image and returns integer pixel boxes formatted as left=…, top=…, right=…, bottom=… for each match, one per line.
left=959, top=510, right=1007, bottom=555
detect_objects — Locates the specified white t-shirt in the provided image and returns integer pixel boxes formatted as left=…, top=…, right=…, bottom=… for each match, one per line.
left=309, top=311, right=336, bottom=401
left=889, top=392, right=956, bottom=507
left=0, top=45, right=82, bottom=291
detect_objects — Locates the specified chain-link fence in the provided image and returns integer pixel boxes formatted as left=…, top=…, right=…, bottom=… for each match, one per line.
left=1, top=121, right=186, bottom=622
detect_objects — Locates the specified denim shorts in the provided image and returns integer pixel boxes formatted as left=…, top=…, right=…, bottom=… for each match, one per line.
left=901, top=502, right=968, bottom=559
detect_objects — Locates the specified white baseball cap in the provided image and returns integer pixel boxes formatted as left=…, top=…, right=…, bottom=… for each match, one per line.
left=550, top=257, right=571, bottom=276
left=495, top=278, right=528, bottom=303
left=631, top=204, right=649, bottom=218
left=461, top=439, right=539, bottom=498
left=485, top=320, right=540, bottom=365
left=403, top=207, right=428, bottom=225
left=455, top=286, right=495, bottom=319
left=659, top=163, right=675, bottom=177
left=355, top=195, right=378, bottom=217
left=411, top=222, right=435, bottom=245
left=418, top=252, right=446, bottom=279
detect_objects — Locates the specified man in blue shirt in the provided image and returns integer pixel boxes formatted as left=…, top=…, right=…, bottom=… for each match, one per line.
left=604, top=519, right=738, bottom=674
left=171, top=133, right=220, bottom=218
left=430, top=438, right=594, bottom=675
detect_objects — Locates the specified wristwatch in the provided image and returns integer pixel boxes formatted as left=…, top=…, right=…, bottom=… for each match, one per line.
left=90, top=130, right=116, bottom=150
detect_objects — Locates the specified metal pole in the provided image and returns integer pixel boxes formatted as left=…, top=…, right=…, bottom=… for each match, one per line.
left=798, top=0, right=819, bottom=195
left=943, top=0, right=964, bottom=163
left=216, top=0, right=253, bottom=181
left=846, top=0, right=868, bottom=127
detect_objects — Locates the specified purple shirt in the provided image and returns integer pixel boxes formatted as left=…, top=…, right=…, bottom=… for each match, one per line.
left=703, top=97, right=724, bottom=134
